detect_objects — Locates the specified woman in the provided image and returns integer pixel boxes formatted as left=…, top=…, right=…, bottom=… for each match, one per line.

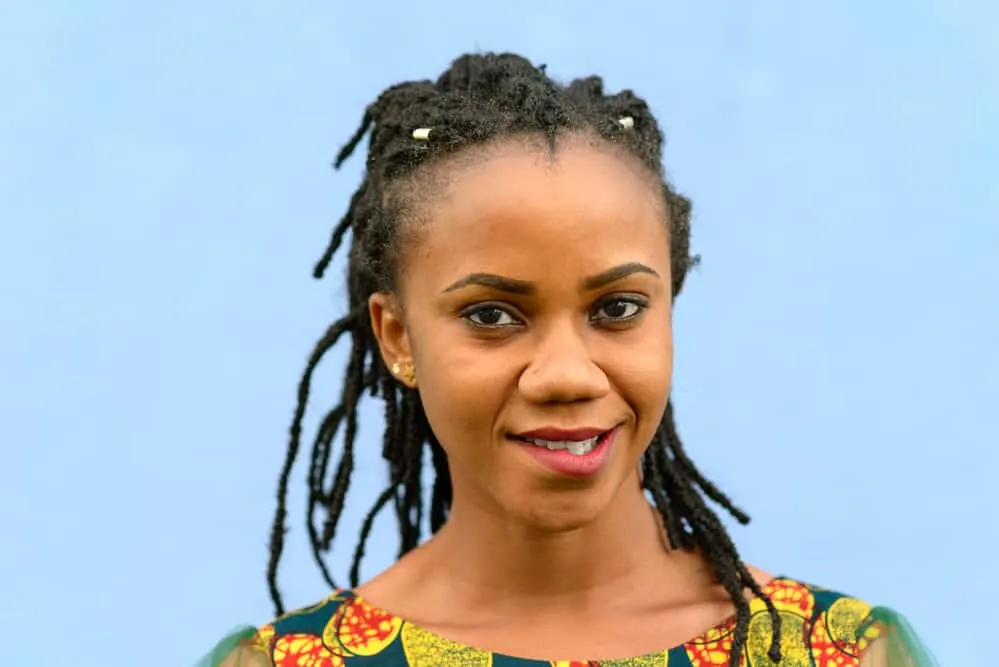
left=202, top=53, right=936, bottom=666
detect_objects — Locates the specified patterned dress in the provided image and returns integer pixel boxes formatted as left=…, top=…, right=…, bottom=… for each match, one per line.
left=199, top=577, right=936, bottom=666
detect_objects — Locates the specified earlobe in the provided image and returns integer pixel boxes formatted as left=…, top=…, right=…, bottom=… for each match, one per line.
left=391, top=361, right=417, bottom=386
left=368, top=292, right=416, bottom=386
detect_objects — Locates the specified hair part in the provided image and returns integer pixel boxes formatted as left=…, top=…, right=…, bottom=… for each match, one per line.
left=265, top=52, right=780, bottom=666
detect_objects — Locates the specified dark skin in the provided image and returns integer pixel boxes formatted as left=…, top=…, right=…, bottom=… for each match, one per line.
left=365, top=135, right=772, bottom=661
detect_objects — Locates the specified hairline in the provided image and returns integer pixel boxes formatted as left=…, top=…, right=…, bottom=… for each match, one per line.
left=379, top=130, right=671, bottom=296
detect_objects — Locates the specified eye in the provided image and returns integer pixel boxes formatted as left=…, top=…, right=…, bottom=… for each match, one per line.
left=592, top=296, right=646, bottom=322
left=463, top=304, right=521, bottom=328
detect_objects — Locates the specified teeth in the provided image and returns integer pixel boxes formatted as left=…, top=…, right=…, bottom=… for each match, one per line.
left=525, top=436, right=599, bottom=456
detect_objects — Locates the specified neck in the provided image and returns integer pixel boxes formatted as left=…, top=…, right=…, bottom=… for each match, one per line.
left=421, top=474, right=679, bottom=613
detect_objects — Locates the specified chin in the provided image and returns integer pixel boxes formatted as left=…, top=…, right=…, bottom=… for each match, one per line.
left=511, top=491, right=612, bottom=534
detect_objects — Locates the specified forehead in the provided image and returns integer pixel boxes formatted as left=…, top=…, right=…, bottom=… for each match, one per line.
left=398, top=138, right=671, bottom=289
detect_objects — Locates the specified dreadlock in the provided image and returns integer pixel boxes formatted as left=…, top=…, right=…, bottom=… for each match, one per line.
left=265, top=52, right=782, bottom=665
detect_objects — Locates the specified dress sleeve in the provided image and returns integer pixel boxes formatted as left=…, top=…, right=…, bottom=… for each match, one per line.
left=194, top=626, right=276, bottom=667
left=859, top=607, right=939, bottom=667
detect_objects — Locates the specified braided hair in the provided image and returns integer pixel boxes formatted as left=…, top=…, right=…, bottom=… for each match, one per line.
left=266, top=52, right=782, bottom=665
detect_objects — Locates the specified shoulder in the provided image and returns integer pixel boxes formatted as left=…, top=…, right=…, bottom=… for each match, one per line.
left=751, top=577, right=935, bottom=664
left=738, top=577, right=887, bottom=661
left=267, top=589, right=354, bottom=639
left=200, top=591, right=352, bottom=667
left=764, top=576, right=880, bottom=634
left=760, top=576, right=871, bottom=616
left=236, top=590, right=407, bottom=665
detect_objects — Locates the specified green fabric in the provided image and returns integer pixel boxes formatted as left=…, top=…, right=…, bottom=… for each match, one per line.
left=195, top=626, right=259, bottom=667
left=866, top=606, right=940, bottom=666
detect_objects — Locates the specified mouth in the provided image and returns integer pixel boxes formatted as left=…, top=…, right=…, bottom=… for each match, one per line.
left=509, top=425, right=620, bottom=476
left=510, top=430, right=609, bottom=457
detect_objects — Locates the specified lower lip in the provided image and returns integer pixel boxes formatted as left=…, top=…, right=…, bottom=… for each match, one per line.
left=515, top=427, right=618, bottom=478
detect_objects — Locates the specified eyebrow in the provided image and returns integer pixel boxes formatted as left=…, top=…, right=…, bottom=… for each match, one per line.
left=582, top=262, right=661, bottom=291
left=442, top=262, right=661, bottom=295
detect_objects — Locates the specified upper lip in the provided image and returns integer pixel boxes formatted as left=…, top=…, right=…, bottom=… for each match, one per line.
left=513, top=426, right=612, bottom=441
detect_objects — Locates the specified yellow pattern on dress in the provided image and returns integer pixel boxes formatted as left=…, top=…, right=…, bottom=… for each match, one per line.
left=684, top=619, right=735, bottom=666
left=322, top=597, right=403, bottom=656
left=744, top=580, right=815, bottom=666
left=549, top=653, right=669, bottom=666
left=600, top=650, right=671, bottom=666
left=826, top=597, right=874, bottom=646
left=401, top=622, right=493, bottom=666
left=807, top=597, right=877, bottom=666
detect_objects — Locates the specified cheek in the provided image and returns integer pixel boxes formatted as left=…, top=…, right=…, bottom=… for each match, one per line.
left=617, top=353, right=673, bottom=406
left=411, top=314, right=513, bottom=393
left=409, top=334, right=507, bottom=445
left=603, top=324, right=674, bottom=415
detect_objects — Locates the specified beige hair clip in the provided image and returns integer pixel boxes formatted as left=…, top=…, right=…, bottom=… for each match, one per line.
left=617, top=116, right=635, bottom=130
left=412, top=128, right=432, bottom=141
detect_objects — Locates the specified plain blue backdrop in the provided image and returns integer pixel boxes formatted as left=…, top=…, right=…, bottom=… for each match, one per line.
left=2, top=1, right=996, bottom=665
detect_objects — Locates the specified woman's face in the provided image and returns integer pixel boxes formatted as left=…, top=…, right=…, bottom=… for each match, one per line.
left=370, top=136, right=674, bottom=532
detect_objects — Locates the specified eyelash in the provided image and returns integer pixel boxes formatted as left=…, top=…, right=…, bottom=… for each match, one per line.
left=461, top=295, right=649, bottom=329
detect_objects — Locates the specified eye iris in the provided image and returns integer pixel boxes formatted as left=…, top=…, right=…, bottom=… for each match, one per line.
left=603, top=301, right=632, bottom=318
left=476, top=308, right=504, bottom=325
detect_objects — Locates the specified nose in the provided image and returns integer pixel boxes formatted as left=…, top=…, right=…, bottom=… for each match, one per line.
left=518, top=322, right=610, bottom=404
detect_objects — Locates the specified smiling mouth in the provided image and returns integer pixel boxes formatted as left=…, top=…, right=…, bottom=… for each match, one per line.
left=509, top=428, right=615, bottom=457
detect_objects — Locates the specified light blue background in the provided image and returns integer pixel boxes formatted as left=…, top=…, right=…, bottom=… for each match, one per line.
left=2, top=2, right=995, bottom=665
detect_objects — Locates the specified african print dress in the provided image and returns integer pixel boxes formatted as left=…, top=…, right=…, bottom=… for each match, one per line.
left=197, top=577, right=937, bottom=666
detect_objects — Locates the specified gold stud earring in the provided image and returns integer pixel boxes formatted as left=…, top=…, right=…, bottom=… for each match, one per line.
left=391, top=361, right=416, bottom=385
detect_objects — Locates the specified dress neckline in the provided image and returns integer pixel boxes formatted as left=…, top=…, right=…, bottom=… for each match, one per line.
left=337, top=574, right=791, bottom=662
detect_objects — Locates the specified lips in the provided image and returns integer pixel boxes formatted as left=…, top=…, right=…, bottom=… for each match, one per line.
left=512, top=427, right=610, bottom=441
left=513, top=425, right=620, bottom=477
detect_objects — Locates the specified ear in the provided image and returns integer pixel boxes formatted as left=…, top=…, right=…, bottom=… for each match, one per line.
left=369, top=292, right=416, bottom=388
